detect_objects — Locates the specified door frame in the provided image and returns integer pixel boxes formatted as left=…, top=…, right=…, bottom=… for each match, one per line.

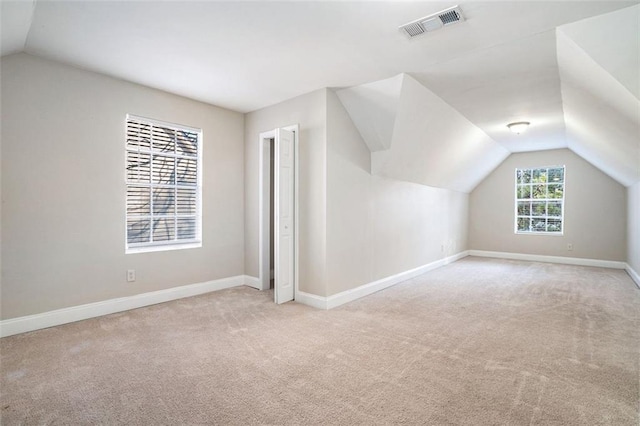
left=258, top=125, right=299, bottom=299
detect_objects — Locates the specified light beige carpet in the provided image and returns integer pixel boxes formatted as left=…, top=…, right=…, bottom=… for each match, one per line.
left=1, top=257, right=639, bottom=425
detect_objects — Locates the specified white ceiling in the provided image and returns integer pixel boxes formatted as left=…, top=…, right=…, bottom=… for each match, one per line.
left=368, top=74, right=509, bottom=193
left=1, top=1, right=635, bottom=113
left=557, top=26, right=639, bottom=187
left=413, top=31, right=566, bottom=153
left=336, top=4, right=638, bottom=190
left=1, top=0, right=638, bottom=189
left=559, top=5, right=639, bottom=99
left=0, top=0, right=35, bottom=56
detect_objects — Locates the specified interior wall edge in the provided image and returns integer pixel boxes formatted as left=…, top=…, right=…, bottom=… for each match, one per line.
left=625, top=264, right=640, bottom=289
left=0, top=275, right=251, bottom=338
left=296, top=251, right=470, bottom=311
left=468, top=250, right=627, bottom=270
left=294, top=291, right=329, bottom=310
left=1, top=52, right=246, bottom=319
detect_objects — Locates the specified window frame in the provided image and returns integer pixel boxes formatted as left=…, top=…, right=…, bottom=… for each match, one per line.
left=514, top=165, right=565, bottom=236
left=125, top=114, right=203, bottom=254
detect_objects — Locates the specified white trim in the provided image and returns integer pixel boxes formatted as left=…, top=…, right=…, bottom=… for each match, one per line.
left=258, top=125, right=299, bottom=299
left=625, top=264, right=640, bottom=289
left=293, top=251, right=636, bottom=312
left=126, top=241, right=202, bottom=254
left=126, top=114, right=202, bottom=134
left=0, top=275, right=247, bottom=338
left=259, top=130, right=276, bottom=291
left=295, top=291, right=329, bottom=310
left=468, top=250, right=626, bottom=269
left=244, top=275, right=261, bottom=290
left=514, top=165, right=565, bottom=235
left=124, top=114, right=203, bottom=254
left=295, top=251, right=469, bottom=310
left=286, top=124, right=300, bottom=305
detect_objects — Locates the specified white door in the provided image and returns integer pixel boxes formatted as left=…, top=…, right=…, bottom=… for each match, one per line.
left=274, top=128, right=295, bottom=304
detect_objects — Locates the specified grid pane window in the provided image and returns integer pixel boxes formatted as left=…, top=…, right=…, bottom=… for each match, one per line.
left=126, top=115, right=201, bottom=251
left=515, top=166, right=565, bottom=234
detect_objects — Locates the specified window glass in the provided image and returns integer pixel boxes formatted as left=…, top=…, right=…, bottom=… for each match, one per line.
left=515, top=166, right=565, bottom=234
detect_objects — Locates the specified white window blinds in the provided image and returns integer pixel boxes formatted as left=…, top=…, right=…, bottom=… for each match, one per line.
left=126, top=115, right=202, bottom=252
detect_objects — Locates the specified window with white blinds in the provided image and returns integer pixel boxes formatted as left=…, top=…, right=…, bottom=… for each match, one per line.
left=126, top=115, right=202, bottom=252
left=515, top=166, right=565, bottom=234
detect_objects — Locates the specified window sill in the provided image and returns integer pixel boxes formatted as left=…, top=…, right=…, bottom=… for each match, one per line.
left=126, top=242, right=202, bottom=254
left=515, top=232, right=564, bottom=237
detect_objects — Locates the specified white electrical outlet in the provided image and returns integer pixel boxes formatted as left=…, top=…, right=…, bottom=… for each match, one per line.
left=567, top=243, right=573, bottom=251
left=127, top=269, right=136, bottom=282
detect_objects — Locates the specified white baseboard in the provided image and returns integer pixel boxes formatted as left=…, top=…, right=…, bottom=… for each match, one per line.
left=625, top=264, right=640, bottom=289
left=295, top=251, right=469, bottom=310
left=244, top=275, right=261, bottom=290
left=1, top=275, right=250, bottom=338
left=468, top=250, right=627, bottom=270
left=295, top=291, right=329, bottom=310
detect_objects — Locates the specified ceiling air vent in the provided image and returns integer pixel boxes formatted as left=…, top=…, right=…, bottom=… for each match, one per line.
left=399, top=5, right=465, bottom=38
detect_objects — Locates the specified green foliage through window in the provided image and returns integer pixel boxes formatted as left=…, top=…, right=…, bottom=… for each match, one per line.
left=515, top=166, right=565, bottom=234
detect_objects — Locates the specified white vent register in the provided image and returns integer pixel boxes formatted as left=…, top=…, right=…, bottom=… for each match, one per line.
left=399, top=5, right=465, bottom=38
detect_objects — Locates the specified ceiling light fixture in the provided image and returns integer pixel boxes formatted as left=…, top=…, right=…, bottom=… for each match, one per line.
left=507, top=121, right=530, bottom=134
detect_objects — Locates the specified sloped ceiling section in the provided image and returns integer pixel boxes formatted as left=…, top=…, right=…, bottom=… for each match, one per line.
left=337, top=5, right=639, bottom=191
left=337, top=74, right=510, bottom=193
left=7, top=1, right=634, bottom=113
left=413, top=31, right=568, bottom=153
left=559, top=5, right=639, bottom=99
left=557, top=6, right=640, bottom=187
left=0, top=0, right=36, bottom=57
left=335, top=75, right=402, bottom=152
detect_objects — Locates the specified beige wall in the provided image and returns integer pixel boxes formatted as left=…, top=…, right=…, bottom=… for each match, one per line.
left=4, top=54, right=630, bottom=320
left=244, top=89, right=327, bottom=295
left=628, top=182, right=640, bottom=274
left=469, top=149, right=626, bottom=261
left=326, top=90, right=469, bottom=296
left=1, top=53, right=245, bottom=319
left=244, top=89, right=469, bottom=298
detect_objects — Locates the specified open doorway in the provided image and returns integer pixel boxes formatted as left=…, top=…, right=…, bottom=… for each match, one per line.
left=259, top=126, right=298, bottom=304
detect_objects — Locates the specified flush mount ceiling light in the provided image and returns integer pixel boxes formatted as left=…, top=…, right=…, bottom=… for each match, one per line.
left=507, top=121, right=530, bottom=134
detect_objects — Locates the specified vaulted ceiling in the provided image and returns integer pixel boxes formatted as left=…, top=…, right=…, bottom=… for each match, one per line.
left=337, top=5, right=639, bottom=191
left=2, top=1, right=638, bottom=191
